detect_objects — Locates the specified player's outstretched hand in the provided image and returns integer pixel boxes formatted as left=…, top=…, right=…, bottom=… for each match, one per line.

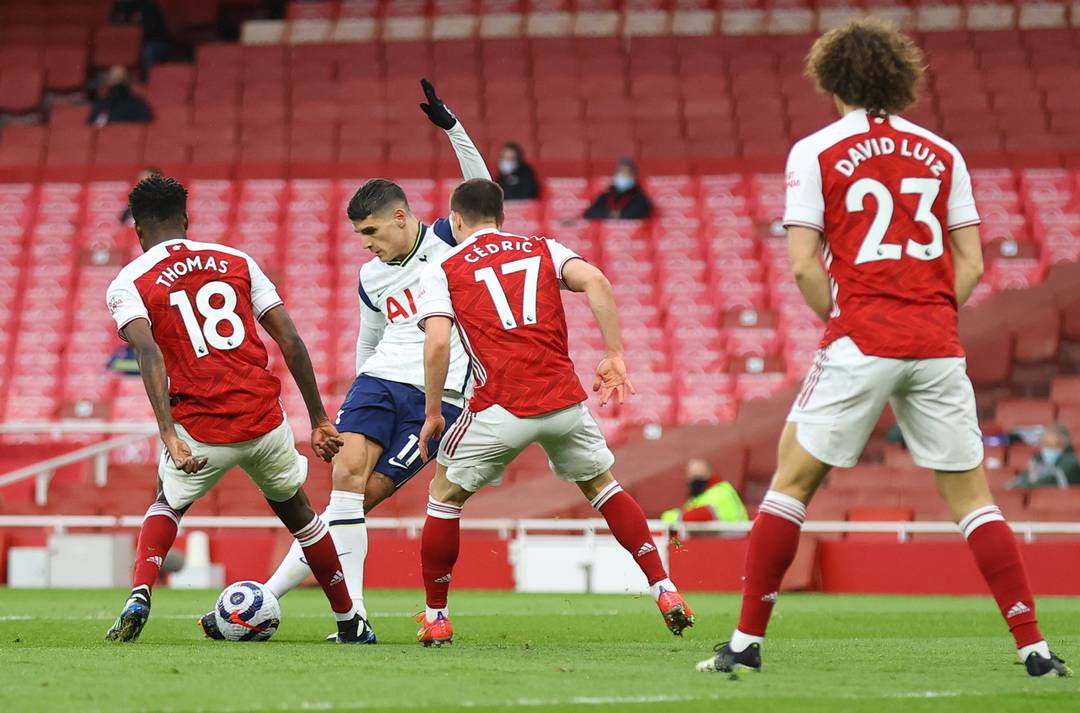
left=165, top=434, right=208, bottom=474
left=419, top=78, right=457, bottom=130
left=311, top=420, right=345, bottom=463
left=593, top=355, right=636, bottom=407
left=418, top=414, right=446, bottom=462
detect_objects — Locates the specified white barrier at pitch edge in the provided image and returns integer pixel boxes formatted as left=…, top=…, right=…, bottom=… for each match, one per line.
left=1, top=515, right=1079, bottom=544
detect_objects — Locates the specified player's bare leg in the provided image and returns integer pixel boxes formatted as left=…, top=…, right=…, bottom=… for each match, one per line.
left=698, top=422, right=831, bottom=672
left=576, top=471, right=694, bottom=635
left=936, top=465, right=1070, bottom=676
left=417, top=466, right=474, bottom=646
left=106, top=485, right=187, bottom=642
left=264, top=433, right=384, bottom=620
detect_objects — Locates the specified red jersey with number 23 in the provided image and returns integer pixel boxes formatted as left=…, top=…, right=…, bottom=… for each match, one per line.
left=416, top=229, right=587, bottom=417
left=106, top=239, right=285, bottom=444
left=783, top=110, right=981, bottom=359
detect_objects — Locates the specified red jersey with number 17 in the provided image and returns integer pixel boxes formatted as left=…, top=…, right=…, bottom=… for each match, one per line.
left=106, top=239, right=285, bottom=444
left=416, top=229, right=588, bottom=418
left=783, top=109, right=981, bottom=359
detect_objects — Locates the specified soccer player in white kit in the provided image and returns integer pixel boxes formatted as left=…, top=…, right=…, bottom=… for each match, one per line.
left=246, top=80, right=487, bottom=640
left=696, top=19, right=1069, bottom=677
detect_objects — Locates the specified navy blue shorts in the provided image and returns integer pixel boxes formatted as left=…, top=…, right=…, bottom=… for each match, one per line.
left=335, top=374, right=463, bottom=488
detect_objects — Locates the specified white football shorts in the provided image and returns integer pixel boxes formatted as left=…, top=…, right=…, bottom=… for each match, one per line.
left=438, top=402, right=615, bottom=492
left=788, top=336, right=984, bottom=471
left=159, top=418, right=308, bottom=510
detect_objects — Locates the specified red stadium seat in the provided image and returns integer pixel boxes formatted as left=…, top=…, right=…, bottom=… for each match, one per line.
left=0, top=68, right=44, bottom=114
left=995, top=399, right=1057, bottom=431
left=92, top=25, right=143, bottom=68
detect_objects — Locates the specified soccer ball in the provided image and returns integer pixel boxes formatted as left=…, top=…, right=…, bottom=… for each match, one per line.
left=213, top=581, right=281, bottom=641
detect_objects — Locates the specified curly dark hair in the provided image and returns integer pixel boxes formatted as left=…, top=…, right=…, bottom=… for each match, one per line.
left=128, top=174, right=187, bottom=225
left=806, top=17, right=925, bottom=115
left=347, top=179, right=410, bottom=221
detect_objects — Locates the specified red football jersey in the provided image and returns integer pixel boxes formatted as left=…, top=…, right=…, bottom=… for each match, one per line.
left=417, top=229, right=588, bottom=417
left=783, top=110, right=980, bottom=358
left=107, top=239, right=285, bottom=444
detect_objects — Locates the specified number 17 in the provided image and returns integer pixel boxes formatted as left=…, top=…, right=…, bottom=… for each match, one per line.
left=474, top=256, right=541, bottom=331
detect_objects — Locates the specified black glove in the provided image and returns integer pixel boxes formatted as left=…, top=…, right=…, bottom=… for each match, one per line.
left=419, top=78, right=457, bottom=130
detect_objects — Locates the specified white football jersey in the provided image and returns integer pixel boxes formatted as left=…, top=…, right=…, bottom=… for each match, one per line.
left=355, top=219, right=470, bottom=406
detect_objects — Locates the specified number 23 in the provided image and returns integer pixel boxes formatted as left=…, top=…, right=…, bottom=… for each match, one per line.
left=847, top=177, right=944, bottom=265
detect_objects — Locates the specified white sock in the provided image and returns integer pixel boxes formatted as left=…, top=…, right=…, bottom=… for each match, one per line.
left=1018, top=640, right=1051, bottom=663
left=324, top=490, right=368, bottom=619
left=264, top=537, right=310, bottom=600
left=334, top=608, right=358, bottom=623
left=426, top=606, right=449, bottom=621
left=730, top=629, right=764, bottom=653
left=649, top=578, right=677, bottom=601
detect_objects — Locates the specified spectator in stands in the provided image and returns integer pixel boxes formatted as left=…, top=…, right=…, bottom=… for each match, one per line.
left=1007, top=423, right=1080, bottom=489
left=89, top=66, right=153, bottom=127
left=119, top=167, right=162, bottom=225
left=111, top=0, right=174, bottom=73
left=584, top=158, right=653, bottom=221
left=661, top=458, right=749, bottom=526
left=495, top=143, right=540, bottom=201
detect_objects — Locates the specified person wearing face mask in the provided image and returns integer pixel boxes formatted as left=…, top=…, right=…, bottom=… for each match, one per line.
left=495, top=143, right=540, bottom=201
left=661, top=458, right=748, bottom=527
left=1007, top=423, right=1080, bottom=489
left=584, top=158, right=653, bottom=221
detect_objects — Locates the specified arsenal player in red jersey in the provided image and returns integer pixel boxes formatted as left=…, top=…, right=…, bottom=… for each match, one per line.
left=412, top=179, right=693, bottom=646
left=104, top=175, right=373, bottom=644
left=697, top=19, right=1069, bottom=677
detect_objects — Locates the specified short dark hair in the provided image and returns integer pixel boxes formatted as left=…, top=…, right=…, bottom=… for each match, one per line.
left=450, top=179, right=504, bottom=226
left=128, top=174, right=187, bottom=225
left=347, top=179, right=410, bottom=221
left=806, top=18, right=925, bottom=115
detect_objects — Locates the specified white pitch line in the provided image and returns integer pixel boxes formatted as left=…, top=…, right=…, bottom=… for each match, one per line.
left=100, top=688, right=1080, bottom=713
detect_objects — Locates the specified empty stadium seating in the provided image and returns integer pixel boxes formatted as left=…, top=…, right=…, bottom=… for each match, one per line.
left=4, top=13, right=1080, bottom=178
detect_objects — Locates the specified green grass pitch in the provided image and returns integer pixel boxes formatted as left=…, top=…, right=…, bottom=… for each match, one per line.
left=1, top=589, right=1078, bottom=713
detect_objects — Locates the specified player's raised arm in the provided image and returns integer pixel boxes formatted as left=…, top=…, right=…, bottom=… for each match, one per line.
left=259, top=306, right=344, bottom=463
left=122, top=319, right=207, bottom=474
left=561, top=258, right=635, bottom=406
left=787, top=226, right=833, bottom=322
left=419, top=78, right=491, bottom=181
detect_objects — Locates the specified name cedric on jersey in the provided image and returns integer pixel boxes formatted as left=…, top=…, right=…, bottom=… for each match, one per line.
left=833, top=137, right=947, bottom=178
left=462, top=237, right=537, bottom=263
left=152, top=254, right=232, bottom=288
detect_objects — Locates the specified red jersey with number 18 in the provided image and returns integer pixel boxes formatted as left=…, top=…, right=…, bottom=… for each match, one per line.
left=106, top=239, right=284, bottom=444
left=783, top=109, right=981, bottom=359
left=416, top=229, right=588, bottom=418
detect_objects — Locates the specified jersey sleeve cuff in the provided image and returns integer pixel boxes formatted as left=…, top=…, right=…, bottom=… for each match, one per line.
left=115, top=314, right=150, bottom=340
left=255, top=300, right=284, bottom=320
left=783, top=206, right=825, bottom=231
left=782, top=218, right=825, bottom=232
left=947, top=206, right=981, bottom=231
left=416, top=311, right=455, bottom=332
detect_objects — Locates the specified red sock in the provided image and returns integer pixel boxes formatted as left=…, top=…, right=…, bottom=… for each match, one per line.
left=422, top=497, right=462, bottom=609
left=961, top=506, right=1043, bottom=648
left=592, top=483, right=667, bottom=585
left=132, top=501, right=181, bottom=593
left=294, top=516, right=353, bottom=616
left=737, top=491, right=806, bottom=637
